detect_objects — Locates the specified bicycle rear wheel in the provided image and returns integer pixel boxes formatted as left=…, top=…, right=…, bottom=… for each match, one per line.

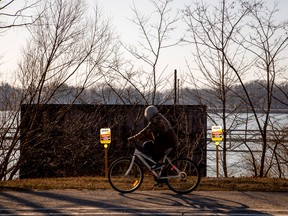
left=108, top=157, right=143, bottom=193
left=165, top=158, right=201, bottom=194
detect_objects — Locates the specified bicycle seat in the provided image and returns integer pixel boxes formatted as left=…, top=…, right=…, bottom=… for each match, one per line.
left=164, top=148, right=173, bottom=156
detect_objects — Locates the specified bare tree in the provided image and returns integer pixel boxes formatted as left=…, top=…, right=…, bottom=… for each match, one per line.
left=210, top=2, right=287, bottom=177
left=183, top=0, right=260, bottom=177
left=0, top=0, right=118, bottom=180
left=234, top=1, right=288, bottom=177
left=18, top=0, right=117, bottom=104
left=0, top=0, right=42, bottom=180
left=183, top=0, right=288, bottom=178
left=122, top=0, right=180, bottom=105
left=0, top=0, right=39, bottom=30
left=0, top=0, right=40, bottom=75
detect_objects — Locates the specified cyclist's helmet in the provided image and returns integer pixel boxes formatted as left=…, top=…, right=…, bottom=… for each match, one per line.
left=144, top=105, right=158, bottom=121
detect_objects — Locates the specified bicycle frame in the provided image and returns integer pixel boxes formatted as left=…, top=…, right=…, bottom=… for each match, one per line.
left=125, top=148, right=181, bottom=180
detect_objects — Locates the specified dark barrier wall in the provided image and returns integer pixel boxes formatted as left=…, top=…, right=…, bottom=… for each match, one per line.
left=20, top=104, right=207, bottom=178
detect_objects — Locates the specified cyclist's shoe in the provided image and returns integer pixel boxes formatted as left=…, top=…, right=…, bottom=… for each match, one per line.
left=153, top=181, right=163, bottom=187
left=151, top=163, right=163, bottom=170
left=153, top=178, right=166, bottom=187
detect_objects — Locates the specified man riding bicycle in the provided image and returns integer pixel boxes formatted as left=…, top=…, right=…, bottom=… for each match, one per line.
left=128, top=105, right=178, bottom=170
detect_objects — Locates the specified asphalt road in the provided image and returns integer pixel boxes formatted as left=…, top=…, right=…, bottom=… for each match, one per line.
left=0, top=189, right=287, bottom=215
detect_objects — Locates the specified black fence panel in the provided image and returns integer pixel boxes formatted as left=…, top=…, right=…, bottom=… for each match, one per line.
left=20, top=104, right=207, bottom=178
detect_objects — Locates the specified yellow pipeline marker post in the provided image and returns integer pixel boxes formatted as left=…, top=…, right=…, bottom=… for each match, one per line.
left=211, top=126, right=223, bottom=178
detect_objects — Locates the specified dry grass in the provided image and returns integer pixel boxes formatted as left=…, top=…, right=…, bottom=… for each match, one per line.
left=0, top=176, right=287, bottom=191
left=199, top=177, right=288, bottom=191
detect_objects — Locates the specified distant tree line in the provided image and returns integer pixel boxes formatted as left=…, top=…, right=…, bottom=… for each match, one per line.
left=0, top=80, right=287, bottom=110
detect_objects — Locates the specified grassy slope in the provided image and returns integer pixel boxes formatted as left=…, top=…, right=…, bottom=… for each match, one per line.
left=0, top=177, right=287, bottom=191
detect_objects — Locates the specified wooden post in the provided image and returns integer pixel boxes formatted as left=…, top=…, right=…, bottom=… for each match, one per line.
left=216, top=142, right=219, bottom=178
left=104, top=145, right=108, bottom=178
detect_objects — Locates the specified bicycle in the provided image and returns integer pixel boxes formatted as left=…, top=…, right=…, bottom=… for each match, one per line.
left=108, top=143, right=201, bottom=194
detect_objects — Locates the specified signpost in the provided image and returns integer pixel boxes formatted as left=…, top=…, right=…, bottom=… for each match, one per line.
left=100, top=128, right=111, bottom=178
left=211, top=126, right=223, bottom=178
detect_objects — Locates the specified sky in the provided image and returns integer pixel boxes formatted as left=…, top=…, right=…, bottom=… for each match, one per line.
left=0, top=0, right=287, bottom=86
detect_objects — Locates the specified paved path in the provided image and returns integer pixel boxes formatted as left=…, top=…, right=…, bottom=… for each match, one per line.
left=0, top=190, right=287, bottom=215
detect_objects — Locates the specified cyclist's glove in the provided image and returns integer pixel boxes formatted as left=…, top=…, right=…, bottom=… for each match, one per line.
left=127, top=136, right=135, bottom=147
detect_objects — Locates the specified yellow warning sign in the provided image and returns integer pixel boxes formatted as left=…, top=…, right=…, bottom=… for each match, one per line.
left=211, top=126, right=223, bottom=142
left=100, top=128, right=111, bottom=144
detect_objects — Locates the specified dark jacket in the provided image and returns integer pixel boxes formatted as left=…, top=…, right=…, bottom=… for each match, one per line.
left=131, top=113, right=177, bottom=160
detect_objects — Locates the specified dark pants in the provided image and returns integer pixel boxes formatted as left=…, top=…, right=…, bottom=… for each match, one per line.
left=143, top=129, right=177, bottom=161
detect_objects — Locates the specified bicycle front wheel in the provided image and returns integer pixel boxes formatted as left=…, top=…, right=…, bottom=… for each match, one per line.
left=166, top=158, right=201, bottom=194
left=108, top=157, right=143, bottom=193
